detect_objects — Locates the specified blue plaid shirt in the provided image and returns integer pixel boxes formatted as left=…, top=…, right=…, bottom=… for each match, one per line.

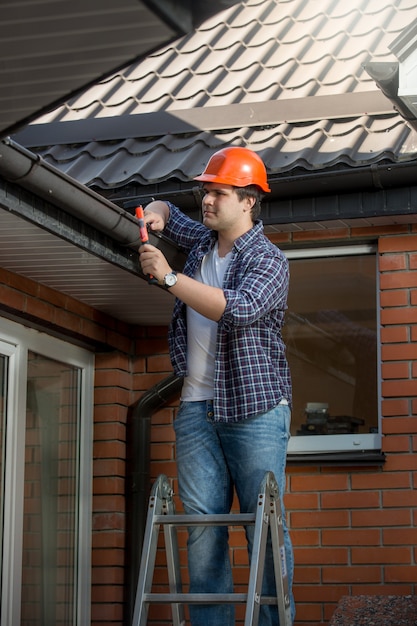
left=165, top=203, right=292, bottom=423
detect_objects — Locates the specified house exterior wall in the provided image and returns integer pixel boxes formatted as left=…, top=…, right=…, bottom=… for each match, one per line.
left=0, top=219, right=416, bottom=626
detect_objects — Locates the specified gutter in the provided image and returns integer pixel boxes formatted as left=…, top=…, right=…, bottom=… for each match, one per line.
left=0, top=137, right=142, bottom=246
left=125, top=373, right=183, bottom=625
left=0, top=137, right=186, bottom=269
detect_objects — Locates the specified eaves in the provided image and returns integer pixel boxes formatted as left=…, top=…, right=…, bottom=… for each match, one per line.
left=1, top=138, right=416, bottom=327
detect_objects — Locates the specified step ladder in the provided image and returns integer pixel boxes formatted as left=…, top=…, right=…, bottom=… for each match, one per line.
left=132, top=471, right=292, bottom=626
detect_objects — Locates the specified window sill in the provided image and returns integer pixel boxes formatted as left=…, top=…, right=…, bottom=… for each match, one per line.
left=287, top=450, right=385, bottom=467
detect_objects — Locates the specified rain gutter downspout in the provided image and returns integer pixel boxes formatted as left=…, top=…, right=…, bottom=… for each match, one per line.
left=125, top=372, right=183, bottom=625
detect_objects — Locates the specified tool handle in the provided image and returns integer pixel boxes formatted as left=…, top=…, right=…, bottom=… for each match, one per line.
left=136, top=206, right=159, bottom=285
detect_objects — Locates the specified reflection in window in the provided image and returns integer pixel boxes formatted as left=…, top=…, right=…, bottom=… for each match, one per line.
left=284, top=250, right=378, bottom=441
left=22, top=352, right=81, bottom=626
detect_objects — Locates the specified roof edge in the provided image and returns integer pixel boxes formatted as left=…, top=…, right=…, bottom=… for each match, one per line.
left=12, top=91, right=395, bottom=148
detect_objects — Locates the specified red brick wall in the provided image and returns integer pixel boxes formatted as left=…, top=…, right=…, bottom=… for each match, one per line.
left=1, top=220, right=416, bottom=626
left=144, top=224, right=417, bottom=626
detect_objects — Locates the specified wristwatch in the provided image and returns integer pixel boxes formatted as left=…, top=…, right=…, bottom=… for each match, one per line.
left=163, top=271, right=177, bottom=289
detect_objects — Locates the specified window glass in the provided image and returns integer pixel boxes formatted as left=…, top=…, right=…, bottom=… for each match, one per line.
left=21, top=352, right=81, bottom=626
left=283, top=246, right=379, bottom=453
left=0, top=355, right=7, bottom=594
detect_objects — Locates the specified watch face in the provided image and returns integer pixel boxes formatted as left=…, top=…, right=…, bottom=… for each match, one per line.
left=165, top=272, right=177, bottom=287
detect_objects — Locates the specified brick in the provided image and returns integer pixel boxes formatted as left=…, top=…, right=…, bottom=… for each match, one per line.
left=380, top=307, right=417, bottom=324
left=385, top=565, right=417, bottom=582
left=294, top=603, right=323, bottom=621
left=354, top=583, right=413, bottom=596
left=351, top=508, right=411, bottom=527
left=383, top=453, right=417, bottom=472
left=380, top=325, right=409, bottom=343
left=285, top=492, right=319, bottom=509
left=381, top=362, right=410, bottom=379
left=290, top=510, right=349, bottom=528
left=292, top=228, right=350, bottom=242
left=322, top=565, right=382, bottom=583
left=294, top=584, right=350, bottom=603
left=321, top=491, right=379, bottom=509
left=151, top=442, right=175, bottom=460
left=94, top=422, right=126, bottom=441
left=381, top=343, right=417, bottom=361
left=293, top=566, right=321, bottom=584
left=379, top=254, right=407, bottom=271
left=382, top=489, right=417, bottom=507
left=381, top=402, right=412, bottom=418
left=382, top=417, right=417, bottom=435
left=382, top=379, right=417, bottom=397
left=93, top=441, right=126, bottom=460
left=380, top=290, right=409, bottom=307
left=380, top=273, right=417, bottom=290
left=290, top=474, right=348, bottom=492
left=150, top=425, right=175, bottom=442
left=351, top=471, right=411, bottom=491
left=379, top=235, right=417, bottom=253
left=290, top=529, right=320, bottom=546
left=352, top=546, right=411, bottom=564
left=91, top=548, right=125, bottom=567
left=92, top=495, right=125, bottom=513
left=95, top=369, right=132, bottom=389
left=382, top=435, right=412, bottom=453
left=294, top=547, right=348, bottom=565
left=147, top=354, right=173, bottom=372
left=322, top=528, right=380, bottom=546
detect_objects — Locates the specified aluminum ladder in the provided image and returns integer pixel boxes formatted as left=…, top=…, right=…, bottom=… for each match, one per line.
left=132, top=471, right=292, bottom=626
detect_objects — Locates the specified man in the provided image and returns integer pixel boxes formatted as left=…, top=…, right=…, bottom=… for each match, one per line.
left=139, top=146, right=294, bottom=626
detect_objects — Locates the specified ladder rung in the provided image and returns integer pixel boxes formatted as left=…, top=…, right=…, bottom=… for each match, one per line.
left=154, top=513, right=255, bottom=525
left=144, top=593, right=279, bottom=605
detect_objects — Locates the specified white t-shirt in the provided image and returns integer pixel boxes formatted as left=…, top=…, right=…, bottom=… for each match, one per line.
left=181, top=243, right=232, bottom=401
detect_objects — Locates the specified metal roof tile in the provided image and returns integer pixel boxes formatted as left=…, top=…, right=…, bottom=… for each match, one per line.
left=16, top=0, right=417, bottom=189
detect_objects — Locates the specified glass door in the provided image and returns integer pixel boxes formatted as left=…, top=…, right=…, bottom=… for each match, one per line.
left=0, top=319, right=93, bottom=626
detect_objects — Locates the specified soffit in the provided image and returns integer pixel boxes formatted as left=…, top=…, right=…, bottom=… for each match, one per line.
left=0, top=0, right=240, bottom=139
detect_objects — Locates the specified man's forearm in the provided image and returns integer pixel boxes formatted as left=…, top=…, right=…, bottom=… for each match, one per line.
left=169, top=273, right=226, bottom=322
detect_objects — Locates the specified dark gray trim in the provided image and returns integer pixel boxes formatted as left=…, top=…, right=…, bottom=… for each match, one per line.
left=287, top=451, right=386, bottom=466
left=13, top=92, right=394, bottom=147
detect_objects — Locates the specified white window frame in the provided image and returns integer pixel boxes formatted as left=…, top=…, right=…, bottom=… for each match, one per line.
left=285, top=244, right=382, bottom=455
left=0, top=317, right=94, bottom=626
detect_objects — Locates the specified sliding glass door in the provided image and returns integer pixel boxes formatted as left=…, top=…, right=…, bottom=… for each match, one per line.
left=0, top=320, right=93, bottom=626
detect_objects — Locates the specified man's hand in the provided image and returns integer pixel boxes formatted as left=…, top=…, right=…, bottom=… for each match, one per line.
left=139, top=243, right=172, bottom=285
left=143, top=201, right=170, bottom=232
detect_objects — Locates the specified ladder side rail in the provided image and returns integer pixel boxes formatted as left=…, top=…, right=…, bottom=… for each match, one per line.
left=244, top=479, right=270, bottom=626
left=267, top=476, right=292, bottom=626
left=163, top=499, right=186, bottom=626
left=132, top=475, right=170, bottom=626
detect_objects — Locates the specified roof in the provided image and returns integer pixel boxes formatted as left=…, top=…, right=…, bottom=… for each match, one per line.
left=0, top=0, right=239, bottom=138
left=13, top=0, right=417, bottom=191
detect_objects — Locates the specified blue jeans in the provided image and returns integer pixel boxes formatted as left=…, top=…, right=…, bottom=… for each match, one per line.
left=174, top=401, right=295, bottom=626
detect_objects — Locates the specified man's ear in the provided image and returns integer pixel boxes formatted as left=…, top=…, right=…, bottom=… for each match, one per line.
left=243, top=196, right=256, bottom=212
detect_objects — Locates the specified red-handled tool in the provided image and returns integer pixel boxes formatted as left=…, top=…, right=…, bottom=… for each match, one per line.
left=136, top=206, right=159, bottom=284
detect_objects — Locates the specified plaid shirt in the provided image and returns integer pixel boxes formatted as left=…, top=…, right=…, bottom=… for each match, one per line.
left=165, top=203, right=292, bottom=423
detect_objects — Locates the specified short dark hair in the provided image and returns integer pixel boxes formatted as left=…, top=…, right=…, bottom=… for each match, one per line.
left=235, top=185, right=264, bottom=220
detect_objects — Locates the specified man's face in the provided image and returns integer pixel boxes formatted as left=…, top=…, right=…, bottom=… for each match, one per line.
left=201, top=183, right=253, bottom=233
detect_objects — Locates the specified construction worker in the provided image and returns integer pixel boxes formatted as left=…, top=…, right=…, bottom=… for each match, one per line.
left=139, top=146, right=294, bottom=626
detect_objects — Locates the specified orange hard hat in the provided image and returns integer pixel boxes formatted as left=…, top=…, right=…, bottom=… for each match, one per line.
left=194, top=146, right=271, bottom=193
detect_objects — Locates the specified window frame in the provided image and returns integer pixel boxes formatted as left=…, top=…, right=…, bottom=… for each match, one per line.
left=284, top=243, right=382, bottom=456
left=0, top=317, right=94, bottom=626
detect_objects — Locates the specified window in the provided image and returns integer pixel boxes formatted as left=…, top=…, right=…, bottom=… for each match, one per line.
left=0, top=318, right=93, bottom=625
left=283, top=245, right=380, bottom=454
